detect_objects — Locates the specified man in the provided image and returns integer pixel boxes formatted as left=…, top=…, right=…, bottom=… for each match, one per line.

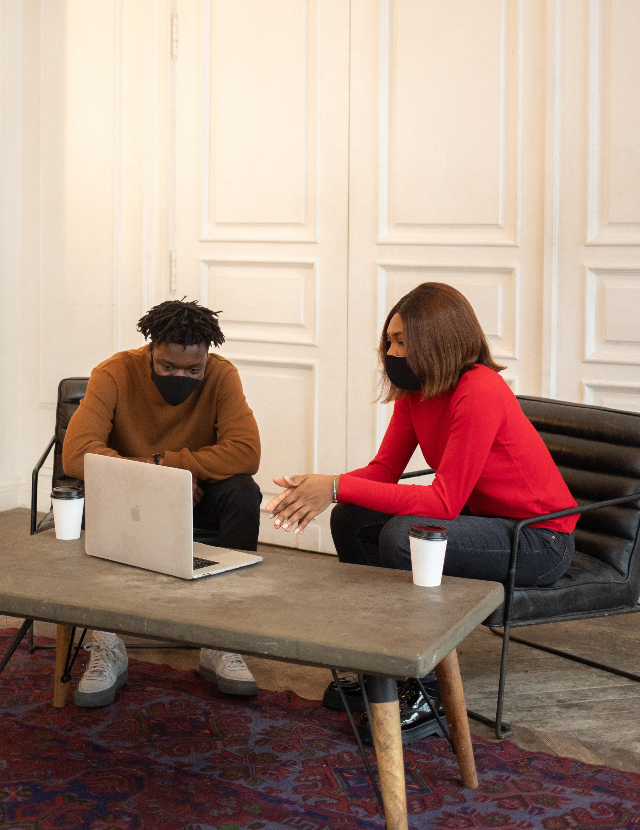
left=63, top=299, right=262, bottom=707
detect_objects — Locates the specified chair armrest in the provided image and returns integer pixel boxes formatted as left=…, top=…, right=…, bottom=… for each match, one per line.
left=399, top=472, right=640, bottom=625
left=399, top=468, right=435, bottom=479
left=31, top=435, right=55, bottom=536
left=501, top=490, right=640, bottom=628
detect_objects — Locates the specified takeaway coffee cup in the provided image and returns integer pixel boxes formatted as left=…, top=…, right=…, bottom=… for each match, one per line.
left=51, top=486, right=85, bottom=540
left=409, top=525, right=448, bottom=587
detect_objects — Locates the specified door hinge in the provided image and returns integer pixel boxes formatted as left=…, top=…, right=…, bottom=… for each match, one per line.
left=170, top=250, right=177, bottom=292
left=171, top=14, right=178, bottom=59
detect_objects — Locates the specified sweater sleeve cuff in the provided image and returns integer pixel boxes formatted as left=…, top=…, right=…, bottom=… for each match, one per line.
left=336, top=473, right=361, bottom=505
left=162, top=450, right=182, bottom=470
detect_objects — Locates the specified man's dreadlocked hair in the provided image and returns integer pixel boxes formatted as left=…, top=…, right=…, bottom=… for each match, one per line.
left=137, top=299, right=225, bottom=349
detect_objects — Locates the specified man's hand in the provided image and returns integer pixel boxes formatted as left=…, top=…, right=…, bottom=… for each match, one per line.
left=264, top=474, right=336, bottom=535
left=192, top=477, right=204, bottom=506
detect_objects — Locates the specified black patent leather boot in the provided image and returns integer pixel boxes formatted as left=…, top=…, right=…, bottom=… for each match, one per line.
left=322, top=674, right=419, bottom=712
left=322, top=674, right=369, bottom=712
left=355, top=675, right=446, bottom=746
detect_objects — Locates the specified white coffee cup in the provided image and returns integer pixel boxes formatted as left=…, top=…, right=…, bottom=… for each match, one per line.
left=51, top=486, right=85, bottom=540
left=409, top=524, right=448, bottom=587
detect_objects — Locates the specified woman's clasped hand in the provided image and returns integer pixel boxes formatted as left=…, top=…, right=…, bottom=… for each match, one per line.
left=264, top=474, right=337, bottom=535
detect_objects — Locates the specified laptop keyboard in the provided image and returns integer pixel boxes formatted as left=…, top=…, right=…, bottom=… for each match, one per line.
left=193, top=556, right=219, bottom=570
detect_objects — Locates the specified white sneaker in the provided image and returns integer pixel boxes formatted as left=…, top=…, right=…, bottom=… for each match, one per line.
left=74, top=631, right=128, bottom=708
left=198, top=649, right=259, bottom=696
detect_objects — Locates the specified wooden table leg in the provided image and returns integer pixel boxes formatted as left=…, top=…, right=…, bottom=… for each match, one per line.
left=435, top=648, right=478, bottom=788
left=53, top=624, right=74, bottom=708
left=367, top=676, right=408, bottom=830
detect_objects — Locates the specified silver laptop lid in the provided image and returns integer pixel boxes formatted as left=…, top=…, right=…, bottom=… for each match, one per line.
left=84, top=453, right=194, bottom=579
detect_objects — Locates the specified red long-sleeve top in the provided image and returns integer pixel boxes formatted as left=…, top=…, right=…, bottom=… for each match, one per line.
left=338, top=365, right=578, bottom=533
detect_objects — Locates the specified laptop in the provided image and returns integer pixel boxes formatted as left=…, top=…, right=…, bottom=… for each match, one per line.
left=84, top=453, right=263, bottom=579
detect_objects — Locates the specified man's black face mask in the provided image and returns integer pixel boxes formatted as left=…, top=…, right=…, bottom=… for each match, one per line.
left=150, top=356, right=203, bottom=406
left=384, top=354, right=422, bottom=392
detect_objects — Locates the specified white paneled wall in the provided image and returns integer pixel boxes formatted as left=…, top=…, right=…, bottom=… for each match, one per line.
left=201, top=260, right=319, bottom=345
left=554, top=0, right=640, bottom=409
left=204, top=0, right=319, bottom=242
left=380, top=0, right=521, bottom=247
left=346, top=0, right=545, bottom=467
left=0, top=0, right=24, bottom=509
left=175, top=0, right=350, bottom=552
left=1, top=1, right=639, bottom=547
left=1, top=0, right=173, bottom=511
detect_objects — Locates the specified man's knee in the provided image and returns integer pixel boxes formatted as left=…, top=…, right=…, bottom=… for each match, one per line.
left=199, top=475, right=261, bottom=524
left=218, top=474, right=261, bottom=506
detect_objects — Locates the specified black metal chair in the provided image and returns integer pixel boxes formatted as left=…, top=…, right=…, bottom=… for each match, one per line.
left=1, top=379, right=89, bottom=674
left=31, top=378, right=89, bottom=536
left=26, top=379, right=89, bottom=652
left=402, top=395, right=640, bottom=739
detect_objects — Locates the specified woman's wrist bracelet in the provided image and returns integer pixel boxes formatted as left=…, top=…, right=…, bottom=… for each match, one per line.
left=332, top=475, right=338, bottom=503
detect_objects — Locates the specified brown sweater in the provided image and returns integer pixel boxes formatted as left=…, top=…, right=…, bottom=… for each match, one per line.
left=63, top=345, right=260, bottom=481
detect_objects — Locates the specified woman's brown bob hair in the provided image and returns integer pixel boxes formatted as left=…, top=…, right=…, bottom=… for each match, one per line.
left=379, top=282, right=505, bottom=402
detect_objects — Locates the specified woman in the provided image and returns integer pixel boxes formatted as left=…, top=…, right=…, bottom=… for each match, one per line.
left=265, top=283, right=577, bottom=742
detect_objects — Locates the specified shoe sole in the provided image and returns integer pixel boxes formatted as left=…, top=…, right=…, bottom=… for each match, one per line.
left=322, top=687, right=366, bottom=712
left=198, top=665, right=259, bottom=696
left=73, top=669, right=128, bottom=708
left=358, top=714, right=446, bottom=747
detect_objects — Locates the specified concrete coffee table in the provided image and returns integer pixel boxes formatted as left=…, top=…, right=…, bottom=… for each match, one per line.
left=0, top=531, right=503, bottom=830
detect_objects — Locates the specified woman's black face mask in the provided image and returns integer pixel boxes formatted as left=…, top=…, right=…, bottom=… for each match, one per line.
left=150, top=356, right=203, bottom=406
left=384, top=354, right=422, bottom=392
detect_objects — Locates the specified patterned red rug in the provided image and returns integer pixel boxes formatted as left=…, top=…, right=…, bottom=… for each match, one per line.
left=1, top=629, right=640, bottom=829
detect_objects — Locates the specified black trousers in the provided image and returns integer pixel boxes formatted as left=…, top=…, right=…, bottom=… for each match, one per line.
left=330, top=503, right=574, bottom=587
left=192, top=474, right=262, bottom=552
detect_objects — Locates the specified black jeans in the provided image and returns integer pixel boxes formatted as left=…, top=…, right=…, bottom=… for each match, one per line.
left=192, top=474, right=262, bottom=552
left=331, top=504, right=574, bottom=587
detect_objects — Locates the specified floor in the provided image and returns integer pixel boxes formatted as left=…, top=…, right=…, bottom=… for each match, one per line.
left=2, top=507, right=640, bottom=776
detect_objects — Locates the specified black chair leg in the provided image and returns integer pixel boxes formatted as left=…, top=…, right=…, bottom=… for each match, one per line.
left=25, top=621, right=57, bottom=652
left=27, top=629, right=200, bottom=653
left=331, top=669, right=384, bottom=809
left=0, top=619, right=34, bottom=677
left=495, top=627, right=640, bottom=683
left=475, top=618, right=640, bottom=740
left=466, top=623, right=513, bottom=739
left=125, top=643, right=200, bottom=650
left=493, top=621, right=514, bottom=738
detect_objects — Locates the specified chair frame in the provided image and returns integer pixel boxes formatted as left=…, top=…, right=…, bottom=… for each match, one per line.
left=1, top=413, right=72, bottom=668
left=22, top=433, right=59, bottom=652
left=399, top=469, right=640, bottom=739
left=30, top=435, right=56, bottom=536
left=473, top=495, right=640, bottom=739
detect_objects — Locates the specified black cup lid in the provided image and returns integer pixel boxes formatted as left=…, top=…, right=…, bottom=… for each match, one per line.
left=409, top=524, right=448, bottom=540
left=51, top=486, right=84, bottom=500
